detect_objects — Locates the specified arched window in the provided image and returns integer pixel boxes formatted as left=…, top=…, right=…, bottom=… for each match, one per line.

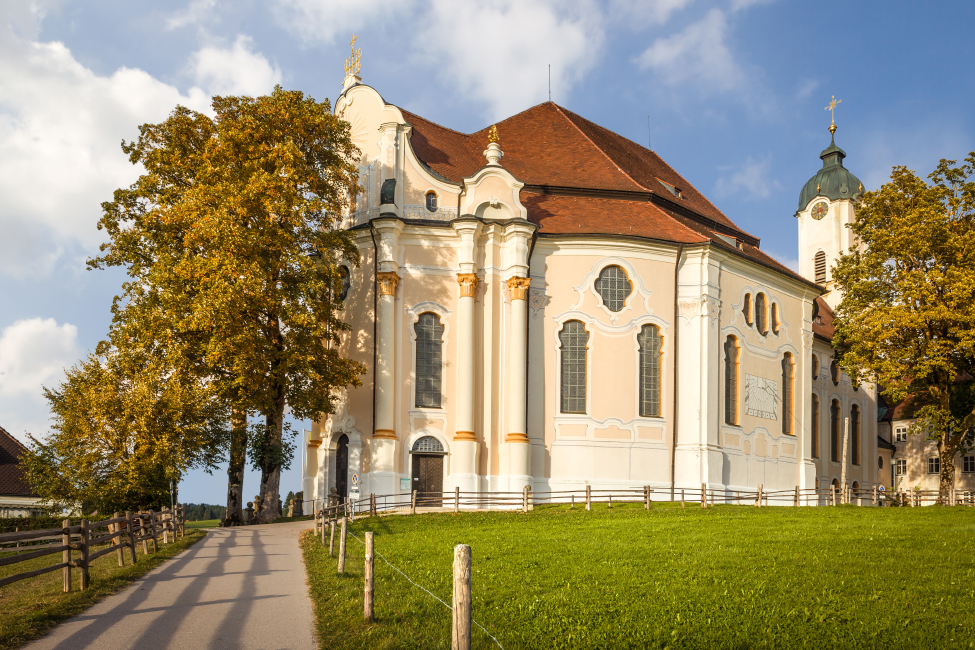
left=742, top=294, right=753, bottom=326
left=724, top=335, right=740, bottom=425
left=781, top=353, right=794, bottom=435
left=415, top=313, right=444, bottom=408
left=851, top=480, right=860, bottom=497
left=755, top=293, right=768, bottom=335
left=638, top=325, right=662, bottom=417
left=412, top=436, right=445, bottom=454
left=594, top=265, right=631, bottom=312
left=830, top=360, right=839, bottom=386
left=425, top=191, right=438, bottom=212
left=811, top=393, right=820, bottom=458
left=851, top=404, right=860, bottom=465
left=771, top=302, right=780, bottom=334
left=811, top=354, right=819, bottom=380
left=559, top=321, right=589, bottom=413
left=814, top=251, right=827, bottom=285
left=878, top=456, right=884, bottom=469
left=830, top=399, right=840, bottom=462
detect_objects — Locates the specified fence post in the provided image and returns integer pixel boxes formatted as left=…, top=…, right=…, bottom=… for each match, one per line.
left=710, top=488, right=715, bottom=507
left=364, top=531, right=375, bottom=621
left=645, top=486, right=650, bottom=510
left=126, top=511, right=137, bottom=564
left=452, top=544, right=472, bottom=650
left=79, top=519, right=90, bottom=591
left=62, top=518, right=71, bottom=593
left=456, top=487, right=461, bottom=514
left=681, top=489, right=685, bottom=508
left=571, top=494, right=575, bottom=509
left=149, top=510, right=159, bottom=552
left=830, top=484, right=836, bottom=506
left=794, top=486, right=799, bottom=507
left=113, top=511, right=124, bottom=566
left=411, top=490, right=417, bottom=515
left=337, top=517, right=348, bottom=574
left=329, top=518, right=336, bottom=557
left=756, top=484, right=763, bottom=507
left=585, top=485, right=591, bottom=511
left=608, top=493, right=613, bottom=509
left=701, top=483, right=707, bottom=508
left=162, top=508, right=170, bottom=544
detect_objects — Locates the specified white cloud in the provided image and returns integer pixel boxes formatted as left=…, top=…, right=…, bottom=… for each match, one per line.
left=190, top=35, right=282, bottom=96
left=272, top=0, right=416, bottom=45
left=0, top=13, right=280, bottom=279
left=729, top=0, right=775, bottom=12
left=607, top=0, right=694, bottom=28
left=167, top=0, right=219, bottom=30
left=420, top=0, right=604, bottom=120
left=635, top=9, right=743, bottom=94
left=795, top=78, right=818, bottom=101
left=0, top=318, right=80, bottom=441
left=715, top=154, right=781, bottom=199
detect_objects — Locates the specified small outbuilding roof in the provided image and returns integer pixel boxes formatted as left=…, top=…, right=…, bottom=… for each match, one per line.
left=0, top=426, right=36, bottom=498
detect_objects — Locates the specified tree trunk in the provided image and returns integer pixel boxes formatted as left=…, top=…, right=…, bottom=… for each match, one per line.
left=257, top=395, right=285, bottom=523
left=223, top=407, right=247, bottom=526
left=938, top=443, right=957, bottom=506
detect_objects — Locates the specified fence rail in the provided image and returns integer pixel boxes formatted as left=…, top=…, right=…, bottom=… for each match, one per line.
left=0, top=505, right=185, bottom=592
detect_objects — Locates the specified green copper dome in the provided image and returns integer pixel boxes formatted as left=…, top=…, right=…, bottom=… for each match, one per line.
left=797, top=129, right=864, bottom=211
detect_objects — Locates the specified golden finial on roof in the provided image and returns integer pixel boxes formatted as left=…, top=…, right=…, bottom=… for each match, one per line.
left=488, top=125, right=499, bottom=145
left=344, top=33, right=362, bottom=78
left=825, top=95, right=841, bottom=134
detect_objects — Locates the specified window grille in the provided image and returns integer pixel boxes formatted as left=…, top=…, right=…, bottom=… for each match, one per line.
left=411, top=436, right=445, bottom=454
left=928, top=457, right=940, bottom=474
left=811, top=394, right=820, bottom=458
left=559, top=321, right=589, bottom=413
left=742, top=294, right=752, bottom=325
left=425, top=191, right=438, bottom=212
left=638, top=325, right=662, bottom=417
left=830, top=361, right=839, bottom=386
left=415, top=313, right=444, bottom=408
left=830, top=399, right=839, bottom=462
left=724, top=336, right=739, bottom=425
left=814, top=251, right=827, bottom=284
left=755, top=293, right=768, bottom=335
left=894, top=428, right=907, bottom=443
left=850, top=405, right=860, bottom=465
left=894, top=459, right=907, bottom=475
left=963, top=456, right=975, bottom=473
left=781, top=353, right=794, bottom=435
left=594, top=266, right=631, bottom=312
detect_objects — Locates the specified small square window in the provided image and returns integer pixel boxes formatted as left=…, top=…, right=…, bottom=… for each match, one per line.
left=894, top=459, right=907, bottom=475
left=963, top=456, right=975, bottom=473
left=894, top=428, right=907, bottom=443
left=927, top=457, right=940, bottom=474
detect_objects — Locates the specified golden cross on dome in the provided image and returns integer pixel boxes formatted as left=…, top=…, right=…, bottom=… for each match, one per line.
left=344, top=33, right=361, bottom=78
left=825, top=95, right=841, bottom=133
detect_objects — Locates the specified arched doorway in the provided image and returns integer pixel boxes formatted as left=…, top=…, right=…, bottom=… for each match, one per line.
left=335, top=434, right=349, bottom=503
left=411, top=436, right=445, bottom=506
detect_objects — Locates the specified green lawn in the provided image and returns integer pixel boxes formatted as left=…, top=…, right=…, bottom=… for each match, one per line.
left=0, top=529, right=206, bottom=650
left=185, top=519, right=221, bottom=529
left=301, top=503, right=975, bottom=650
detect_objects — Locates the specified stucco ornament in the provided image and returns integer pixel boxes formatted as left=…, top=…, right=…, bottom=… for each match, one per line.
left=528, top=288, right=548, bottom=319
left=678, top=299, right=700, bottom=320
left=745, top=375, right=779, bottom=420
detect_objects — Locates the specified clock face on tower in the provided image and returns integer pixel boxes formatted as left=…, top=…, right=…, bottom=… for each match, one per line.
left=811, top=201, right=828, bottom=220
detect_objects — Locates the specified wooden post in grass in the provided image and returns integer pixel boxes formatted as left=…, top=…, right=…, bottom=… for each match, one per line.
left=571, top=494, right=575, bottom=508
left=113, top=512, right=124, bottom=566
left=710, top=488, right=715, bottom=507
left=329, top=520, right=336, bottom=557
left=585, top=485, right=591, bottom=511
left=681, top=490, right=685, bottom=508
left=149, top=510, right=159, bottom=553
left=62, top=518, right=71, bottom=593
left=523, top=485, right=529, bottom=513
left=162, top=508, right=170, bottom=544
left=755, top=484, right=763, bottom=507
left=840, top=417, right=850, bottom=501
left=452, top=544, right=472, bottom=650
left=455, top=487, right=461, bottom=514
left=701, top=483, right=706, bottom=508
left=830, top=484, right=836, bottom=506
left=338, top=518, right=348, bottom=573
left=79, top=519, right=90, bottom=591
left=364, top=531, right=375, bottom=621
left=411, top=490, right=417, bottom=515
left=645, top=486, right=651, bottom=510
left=608, top=493, right=613, bottom=509
left=126, top=512, right=137, bottom=564
left=322, top=510, right=328, bottom=545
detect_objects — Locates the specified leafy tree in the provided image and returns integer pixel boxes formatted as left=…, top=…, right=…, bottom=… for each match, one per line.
left=93, top=87, right=364, bottom=523
left=23, top=347, right=226, bottom=514
left=833, top=153, right=975, bottom=502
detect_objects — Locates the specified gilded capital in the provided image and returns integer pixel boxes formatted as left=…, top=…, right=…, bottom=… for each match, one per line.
left=506, top=276, right=531, bottom=301
left=457, top=273, right=479, bottom=298
left=376, top=272, right=400, bottom=296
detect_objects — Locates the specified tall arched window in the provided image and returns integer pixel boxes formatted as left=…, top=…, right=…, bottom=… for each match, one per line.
left=771, top=303, right=780, bottom=334
left=830, top=360, right=839, bottom=386
left=742, top=294, right=753, bottom=326
left=781, top=353, right=794, bottom=435
left=559, top=321, right=589, bottom=413
left=811, top=354, right=819, bottom=380
left=851, top=404, right=860, bottom=465
left=830, top=399, right=840, bottom=462
left=811, top=394, right=820, bottom=458
left=724, top=335, right=740, bottom=425
left=594, top=265, right=631, bottom=312
left=755, top=293, right=768, bottom=335
left=814, top=251, right=827, bottom=284
left=415, top=313, right=444, bottom=408
left=638, top=325, right=662, bottom=417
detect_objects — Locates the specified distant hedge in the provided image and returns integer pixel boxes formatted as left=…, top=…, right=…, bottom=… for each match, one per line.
left=0, top=515, right=67, bottom=534
left=183, top=503, right=226, bottom=521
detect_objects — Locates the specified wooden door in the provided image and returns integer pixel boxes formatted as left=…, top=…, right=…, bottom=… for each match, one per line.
left=411, top=455, right=444, bottom=506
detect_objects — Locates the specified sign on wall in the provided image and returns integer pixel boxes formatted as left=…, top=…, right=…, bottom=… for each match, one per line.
left=745, top=375, right=779, bottom=420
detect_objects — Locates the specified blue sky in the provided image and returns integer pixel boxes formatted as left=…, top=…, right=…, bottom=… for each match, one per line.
left=2, top=0, right=973, bottom=505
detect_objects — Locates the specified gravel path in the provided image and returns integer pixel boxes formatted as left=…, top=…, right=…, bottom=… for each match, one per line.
left=24, top=520, right=317, bottom=650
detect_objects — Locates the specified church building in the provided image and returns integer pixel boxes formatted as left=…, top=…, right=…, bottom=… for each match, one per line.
left=302, top=64, right=883, bottom=504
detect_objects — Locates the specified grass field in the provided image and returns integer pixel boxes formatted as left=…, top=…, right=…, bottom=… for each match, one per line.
left=0, top=529, right=206, bottom=650
left=185, top=519, right=221, bottom=529
left=302, top=503, right=975, bottom=650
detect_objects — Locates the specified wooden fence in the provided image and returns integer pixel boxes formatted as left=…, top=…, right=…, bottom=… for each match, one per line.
left=0, top=506, right=185, bottom=592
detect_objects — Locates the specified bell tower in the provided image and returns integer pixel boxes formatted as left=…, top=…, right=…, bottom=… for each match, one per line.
left=795, top=98, right=864, bottom=309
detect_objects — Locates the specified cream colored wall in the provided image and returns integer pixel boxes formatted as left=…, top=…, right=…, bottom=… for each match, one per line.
left=797, top=198, right=856, bottom=309
left=890, top=418, right=975, bottom=494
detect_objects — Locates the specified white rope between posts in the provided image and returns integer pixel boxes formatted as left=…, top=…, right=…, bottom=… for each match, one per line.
left=346, top=530, right=504, bottom=649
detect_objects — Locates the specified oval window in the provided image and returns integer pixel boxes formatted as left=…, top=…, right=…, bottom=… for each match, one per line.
left=425, top=191, right=438, bottom=212
left=594, top=265, right=632, bottom=312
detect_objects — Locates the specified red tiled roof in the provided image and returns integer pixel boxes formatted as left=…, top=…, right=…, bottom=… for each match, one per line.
left=0, top=426, right=35, bottom=497
left=812, top=297, right=835, bottom=340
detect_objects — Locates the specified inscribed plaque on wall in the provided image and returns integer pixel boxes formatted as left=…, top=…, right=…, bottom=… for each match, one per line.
left=744, top=375, right=778, bottom=420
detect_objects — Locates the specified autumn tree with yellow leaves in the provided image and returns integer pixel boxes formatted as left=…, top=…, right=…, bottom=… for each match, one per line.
left=89, top=88, right=364, bottom=522
left=833, top=153, right=975, bottom=503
